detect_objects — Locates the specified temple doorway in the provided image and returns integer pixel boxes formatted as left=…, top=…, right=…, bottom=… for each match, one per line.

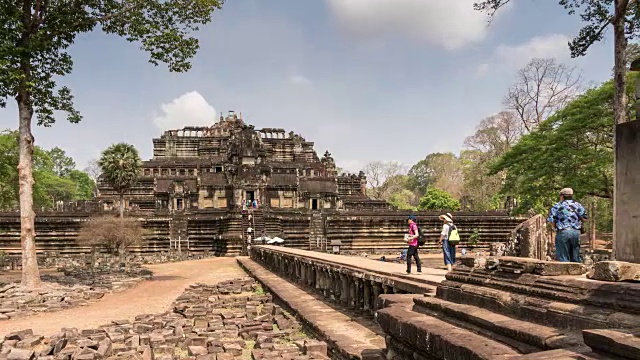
left=246, top=191, right=255, bottom=202
left=311, top=199, right=319, bottom=210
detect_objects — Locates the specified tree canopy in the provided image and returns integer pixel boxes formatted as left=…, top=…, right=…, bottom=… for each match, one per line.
left=417, top=188, right=461, bottom=212
left=0, top=130, right=94, bottom=210
left=98, top=143, right=142, bottom=217
left=490, top=73, right=636, bottom=214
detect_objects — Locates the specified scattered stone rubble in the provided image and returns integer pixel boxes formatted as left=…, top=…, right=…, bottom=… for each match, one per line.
left=1, top=277, right=329, bottom=360
left=0, top=267, right=151, bottom=321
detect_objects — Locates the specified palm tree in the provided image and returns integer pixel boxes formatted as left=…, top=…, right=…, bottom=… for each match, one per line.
left=98, top=143, right=142, bottom=218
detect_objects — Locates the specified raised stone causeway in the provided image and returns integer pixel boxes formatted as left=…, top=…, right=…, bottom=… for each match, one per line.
left=249, top=245, right=444, bottom=316
left=238, top=257, right=385, bottom=360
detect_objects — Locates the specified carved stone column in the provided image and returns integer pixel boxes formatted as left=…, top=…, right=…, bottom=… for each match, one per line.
left=363, top=280, right=371, bottom=313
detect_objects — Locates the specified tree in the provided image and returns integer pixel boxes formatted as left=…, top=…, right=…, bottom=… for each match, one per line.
left=76, top=216, right=146, bottom=266
left=387, top=189, right=419, bottom=210
left=464, top=111, right=523, bottom=156
left=67, top=170, right=96, bottom=200
left=417, top=188, right=461, bottom=211
left=0, top=0, right=223, bottom=288
left=98, top=143, right=142, bottom=218
left=504, top=58, right=583, bottom=132
left=474, top=0, right=640, bottom=126
left=362, top=161, right=407, bottom=199
left=490, top=73, right=635, bottom=214
left=47, top=147, right=75, bottom=177
left=460, top=150, right=504, bottom=211
left=407, top=153, right=464, bottom=198
left=85, top=159, right=102, bottom=183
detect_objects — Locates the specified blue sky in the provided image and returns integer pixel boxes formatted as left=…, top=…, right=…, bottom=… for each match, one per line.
left=1, top=0, right=615, bottom=172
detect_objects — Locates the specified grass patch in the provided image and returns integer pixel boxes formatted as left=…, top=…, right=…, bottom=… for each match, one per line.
left=253, top=285, right=266, bottom=296
left=242, top=340, right=256, bottom=360
left=174, top=347, right=189, bottom=359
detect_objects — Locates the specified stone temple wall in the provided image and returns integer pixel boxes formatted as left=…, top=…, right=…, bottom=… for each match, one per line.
left=0, top=210, right=527, bottom=263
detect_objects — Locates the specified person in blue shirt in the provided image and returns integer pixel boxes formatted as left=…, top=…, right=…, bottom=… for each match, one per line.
left=547, top=188, right=588, bottom=263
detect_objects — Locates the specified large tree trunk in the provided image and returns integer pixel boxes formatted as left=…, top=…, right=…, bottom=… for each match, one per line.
left=119, top=194, right=124, bottom=218
left=16, top=91, right=41, bottom=289
left=613, top=3, right=628, bottom=125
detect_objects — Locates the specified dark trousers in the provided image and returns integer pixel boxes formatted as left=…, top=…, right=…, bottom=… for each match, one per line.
left=406, top=245, right=421, bottom=272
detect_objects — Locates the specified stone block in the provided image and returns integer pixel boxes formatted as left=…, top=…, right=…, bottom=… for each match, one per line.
left=187, top=346, right=207, bottom=356
left=302, top=341, right=326, bottom=356
left=5, top=330, right=33, bottom=342
left=7, top=348, right=34, bottom=360
left=583, top=328, right=640, bottom=359
left=588, top=261, right=640, bottom=282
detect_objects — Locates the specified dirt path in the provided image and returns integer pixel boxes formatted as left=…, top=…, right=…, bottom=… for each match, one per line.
left=0, top=257, right=245, bottom=337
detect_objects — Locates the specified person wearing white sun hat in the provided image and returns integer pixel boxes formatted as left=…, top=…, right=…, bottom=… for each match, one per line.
left=438, top=213, right=459, bottom=272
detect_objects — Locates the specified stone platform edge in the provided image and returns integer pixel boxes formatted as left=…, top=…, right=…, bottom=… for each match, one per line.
left=236, top=256, right=386, bottom=360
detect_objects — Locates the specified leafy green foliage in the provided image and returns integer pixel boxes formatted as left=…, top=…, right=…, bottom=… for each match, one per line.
left=98, top=142, right=142, bottom=196
left=47, top=147, right=76, bottom=177
left=474, top=1, right=640, bottom=58
left=0, top=130, right=95, bottom=209
left=0, top=0, right=224, bottom=125
left=417, top=188, right=460, bottom=211
left=490, top=73, right=636, bottom=215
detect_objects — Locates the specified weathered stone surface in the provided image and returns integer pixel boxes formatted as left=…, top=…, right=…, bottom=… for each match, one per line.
left=0, top=277, right=327, bottom=360
left=587, top=261, right=640, bottom=282
left=583, top=328, right=640, bottom=359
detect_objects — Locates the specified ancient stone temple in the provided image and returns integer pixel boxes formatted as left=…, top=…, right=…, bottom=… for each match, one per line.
left=96, top=111, right=386, bottom=212
left=0, top=111, right=533, bottom=260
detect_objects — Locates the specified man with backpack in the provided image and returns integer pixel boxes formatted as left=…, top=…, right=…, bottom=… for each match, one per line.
left=406, top=215, right=422, bottom=274
left=439, top=214, right=460, bottom=272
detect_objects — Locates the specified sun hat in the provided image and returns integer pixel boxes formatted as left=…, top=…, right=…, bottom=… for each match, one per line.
left=560, top=188, right=573, bottom=195
left=439, top=214, right=453, bottom=223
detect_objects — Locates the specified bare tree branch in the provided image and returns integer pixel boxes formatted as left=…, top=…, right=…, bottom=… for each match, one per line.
left=503, top=58, right=583, bottom=132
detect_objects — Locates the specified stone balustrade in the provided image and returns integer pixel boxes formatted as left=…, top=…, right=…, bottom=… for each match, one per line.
left=249, top=245, right=437, bottom=317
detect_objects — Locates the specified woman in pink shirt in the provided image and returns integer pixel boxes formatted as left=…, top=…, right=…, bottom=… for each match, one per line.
left=406, top=215, right=422, bottom=274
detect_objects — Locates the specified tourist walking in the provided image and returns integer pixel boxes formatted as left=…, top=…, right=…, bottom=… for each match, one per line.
left=547, top=188, right=587, bottom=263
left=439, top=214, right=457, bottom=272
left=406, top=215, right=422, bottom=274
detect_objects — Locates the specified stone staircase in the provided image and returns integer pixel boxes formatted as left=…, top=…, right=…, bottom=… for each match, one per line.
left=169, top=213, right=188, bottom=251
left=376, top=256, right=640, bottom=360
left=308, top=213, right=326, bottom=251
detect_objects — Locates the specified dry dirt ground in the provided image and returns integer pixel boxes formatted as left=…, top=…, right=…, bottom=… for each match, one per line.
left=0, top=257, right=245, bottom=337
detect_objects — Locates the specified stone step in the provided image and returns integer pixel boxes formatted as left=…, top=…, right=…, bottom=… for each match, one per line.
left=413, top=296, right=583, bottom=352
left=437, top=277, right=640, bottom=331
left=583, top=328, right=640, bottom=359
left=376, top=296, right=523, bottom=359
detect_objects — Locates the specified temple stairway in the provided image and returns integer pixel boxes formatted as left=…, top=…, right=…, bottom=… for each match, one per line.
left=168, top=213, right=188, bottom=251
left=308, top=212, right=326, bottom=251
left=377, top=257, right=640, bottom=360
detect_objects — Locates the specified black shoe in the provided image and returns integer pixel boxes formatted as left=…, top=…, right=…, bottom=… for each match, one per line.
left=406, top=270, right=411, bottom=274
left=417, top=270, right=422, bottom=273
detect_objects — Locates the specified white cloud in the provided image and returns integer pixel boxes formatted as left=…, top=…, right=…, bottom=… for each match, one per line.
left=152, top=91, right=217, bottom=131
left=494, top=33, right=571, bottom=69
left=287, top=75, right=312, bottom=86
left=326, top=0, right=498, bottom=49
left=475, top=63, right=490, bottom=78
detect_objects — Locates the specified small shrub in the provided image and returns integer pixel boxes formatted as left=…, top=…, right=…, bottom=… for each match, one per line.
left=77, top=216, right=148, bottom=265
